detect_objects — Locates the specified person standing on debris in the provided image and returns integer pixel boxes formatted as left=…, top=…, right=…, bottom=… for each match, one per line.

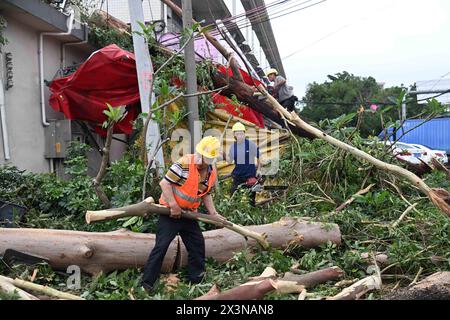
left=225, top=122, right=261, bottom=206
left=266, top=68, right=298, bottom=112
left=141, top=136, right=222, bottom=292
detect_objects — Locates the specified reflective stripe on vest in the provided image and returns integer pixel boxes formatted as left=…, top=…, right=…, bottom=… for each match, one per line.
left=172, top=187, right=201, bottom=203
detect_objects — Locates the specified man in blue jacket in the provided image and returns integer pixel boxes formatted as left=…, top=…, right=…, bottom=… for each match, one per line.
left=226, top=122, right=261, bottom=206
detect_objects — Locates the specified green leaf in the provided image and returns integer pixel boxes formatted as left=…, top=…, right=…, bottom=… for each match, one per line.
left=122, top=216, right=139, bottom=228
left=199, top=24, right=215, bottom=34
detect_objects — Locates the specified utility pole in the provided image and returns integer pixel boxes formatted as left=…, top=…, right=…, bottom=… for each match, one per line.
left=128, top=0, right=164, bottom=173
left=182, top=0, right=201, bottom=152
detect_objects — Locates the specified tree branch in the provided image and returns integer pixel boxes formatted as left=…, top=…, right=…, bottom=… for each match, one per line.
left=85, top=197, right=270, bottom=250
left=92, top=120, right=116, bottom=208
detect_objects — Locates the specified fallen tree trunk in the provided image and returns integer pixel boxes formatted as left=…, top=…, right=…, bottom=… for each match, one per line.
left=0, top=217, right=340, bottom=275
left=281, top=266, right=344, bottom=288
left=179, top=217, right=341, bottom=266
left=86, top=197, right=270, bottom=250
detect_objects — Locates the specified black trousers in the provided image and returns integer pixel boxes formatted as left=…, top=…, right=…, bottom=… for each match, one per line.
left=231, top=176, right=256, bottom=206
left=280, top=96, right=298, bottom=112
left=142, top=214, right=205, bottom=287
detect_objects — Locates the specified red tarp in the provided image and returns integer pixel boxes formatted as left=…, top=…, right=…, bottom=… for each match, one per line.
left=215, top=66, right=265, bottom=128
left=49, top=44, right=140, bottom=135
left=49, top=44, right=265, bottom=134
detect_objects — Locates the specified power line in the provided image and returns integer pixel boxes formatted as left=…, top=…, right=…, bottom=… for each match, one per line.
left=416, top=89, right=450, bottom=102
left=159, top=0, right=327, bottom=45
left=430, top=72, right=450, bottom=90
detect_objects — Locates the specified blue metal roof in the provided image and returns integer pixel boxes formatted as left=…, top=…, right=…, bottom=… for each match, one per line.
left=380, top=117, right=450, bottom=152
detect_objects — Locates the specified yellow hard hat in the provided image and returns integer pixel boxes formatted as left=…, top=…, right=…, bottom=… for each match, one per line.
left=265, top=68, right=278, bottom=77
left=232, top=122, right=246, bottom=132
left=196, top=136, right=220, bottom=159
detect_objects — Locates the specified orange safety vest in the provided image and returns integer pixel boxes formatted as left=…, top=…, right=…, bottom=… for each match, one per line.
left=159, top=154, right=217, bottom=210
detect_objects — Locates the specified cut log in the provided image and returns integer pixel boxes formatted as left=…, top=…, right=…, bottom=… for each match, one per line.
left=86, top=197, right=270, bottom=250
left=0, top=217, right=340, bottom=275
left=0, top=276, right=39, bottom=300
left=196, top=270, right=304, bottom=300
left=327, top=274, right=382, bottom=300
left=0, top=228, right=177, bottom=275
left=281, top=266, right=344, bottom=288
left=195, top=279, right=277, bottom=300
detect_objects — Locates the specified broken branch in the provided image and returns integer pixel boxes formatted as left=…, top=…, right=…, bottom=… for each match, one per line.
left=86, top=197, right=270, bottom=250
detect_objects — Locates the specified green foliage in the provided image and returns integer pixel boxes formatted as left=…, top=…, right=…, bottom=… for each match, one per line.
left=103, top=103, right=125, bottom=128
left=88, top=25, right=133, bottom=52
left=301, top=71, right=409, bottom=137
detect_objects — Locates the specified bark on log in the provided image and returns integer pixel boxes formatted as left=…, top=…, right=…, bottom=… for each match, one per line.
left=178, top=217, right=341, bottom=266
left=195, top=279, right=277, bottom=300
left=0, top=228, right=177, bottom=275
left=281, top=266, right=344, bottom=288
left=327, top=274, right=382, bottom=300
left=195, top=267, right=305, bottom=300
left=412, top=272, right=450, bottom=291
left=0, top=217, right=340, bottom=275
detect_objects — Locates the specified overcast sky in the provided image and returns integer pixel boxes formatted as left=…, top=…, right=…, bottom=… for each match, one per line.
left=259, top=0, right=450, bottom=99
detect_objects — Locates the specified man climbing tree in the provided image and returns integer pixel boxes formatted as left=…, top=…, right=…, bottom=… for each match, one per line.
left=266, top=68, right=298, bottom=112
left=141, top=136, right=222, bottom=292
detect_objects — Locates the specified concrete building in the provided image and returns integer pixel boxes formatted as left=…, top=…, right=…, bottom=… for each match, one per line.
left=0, top=0, right=93, bottom=174
left=0, top=0, right=284, bottom=175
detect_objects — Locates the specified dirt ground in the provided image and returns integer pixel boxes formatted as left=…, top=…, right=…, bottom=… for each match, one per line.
left=383, top=285, right=450, bottom=300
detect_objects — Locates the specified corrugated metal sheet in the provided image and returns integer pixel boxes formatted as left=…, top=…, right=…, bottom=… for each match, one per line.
left=393, top=117, right=450, bottom=152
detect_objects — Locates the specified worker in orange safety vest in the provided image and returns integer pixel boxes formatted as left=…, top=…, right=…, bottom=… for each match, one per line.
left=141, top=136, right=223, bottom=292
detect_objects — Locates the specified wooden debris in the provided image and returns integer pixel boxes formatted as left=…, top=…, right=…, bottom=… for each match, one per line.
left=281, top=266, right=344, bottom=288
left=10, top=277, right=85, bottom=300
left=0, top=276, right=39, bottom=300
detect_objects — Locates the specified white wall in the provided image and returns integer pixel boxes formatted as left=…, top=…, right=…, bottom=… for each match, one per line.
left=0, top=13, right=90, bottom=173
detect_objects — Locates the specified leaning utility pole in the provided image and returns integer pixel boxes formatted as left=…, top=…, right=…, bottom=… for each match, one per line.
left=182, top=0, right=201, bottom=152
left=128, top=0, right=164, bottom=173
